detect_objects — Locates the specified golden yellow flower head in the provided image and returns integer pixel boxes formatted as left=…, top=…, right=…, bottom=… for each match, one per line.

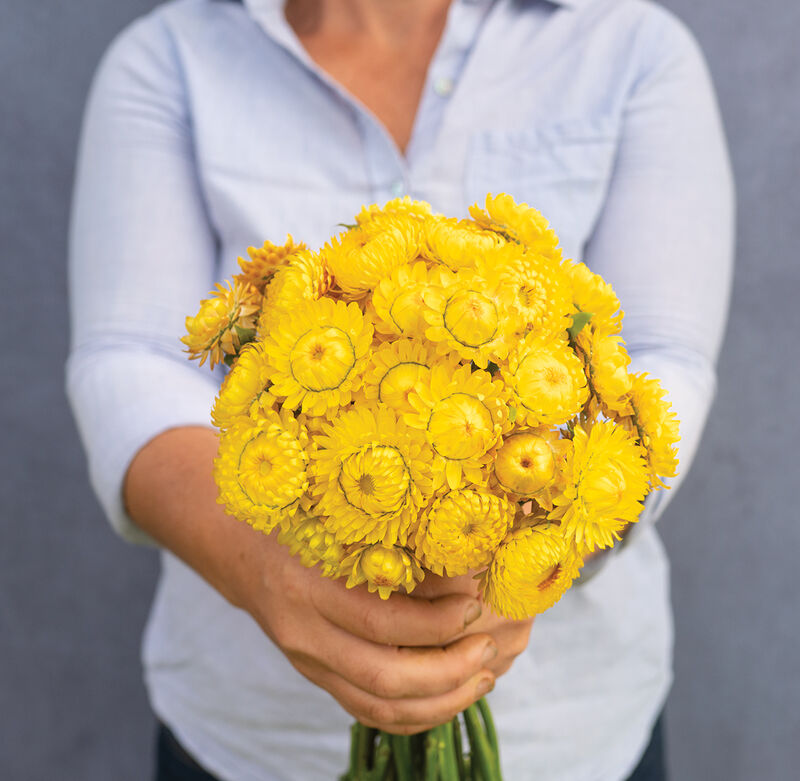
left=342, top=543, right=424, bottom=600
left=549, top=419, right=650, bottom=551
left=182, top=280, right=261, bottom=369
left=323, top=220, right=417, bottom=300
left=574, top=329, right=634, bottom=418
left=311, top=405, right=432, bottom=546
left=504, top=333, right=588, bottom=427
left=423, top=267, right=511, bottom=369
left=414, top=488, right=514, bottom=576
left=492, top=429, right=572, bottom=510
left=619, top=373, right=680, bottom=489
left=469, top=193, right=561, bottom=260
left=566, top=261, right=623, bottom=336
left=406, top=361, right=511, bottom=490
left=421, top=216, right=507, bottom=270
left=264, top=297, right=372, bottom=417
left=486, top=246, right=573, bottom=339
left=277, top=510, right=346, bottom=579
left=370, top=261, right=450, bottom=338
left=480, top=521, right=583, bottom=619
left=212, top=341, right=275, bottom=431
left=236, top=235, right=306, bottom=293
left=359, top=338, right=435, bottom=415
left=214, top=410, right=309, bottom=534
left=259, top=250, right=333, bottom=334
left=355, top=196, right=433, bottom=227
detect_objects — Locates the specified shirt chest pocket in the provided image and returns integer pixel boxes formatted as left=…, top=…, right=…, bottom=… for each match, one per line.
left=464, top=119, right=619, bottom=261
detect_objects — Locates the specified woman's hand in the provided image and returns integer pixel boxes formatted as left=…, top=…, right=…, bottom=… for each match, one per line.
left=125, top=426, right=500, bottom=735
left=241, top=538, right=500, bottom=734
left=412, top=571, right=535, bottom=679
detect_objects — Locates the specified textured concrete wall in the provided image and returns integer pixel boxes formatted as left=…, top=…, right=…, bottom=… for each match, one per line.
left=1, top=1, right=797, bottom=779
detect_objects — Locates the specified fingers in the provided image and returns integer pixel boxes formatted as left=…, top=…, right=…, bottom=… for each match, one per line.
left=300, top=659, right=496, bottom=735
left=318, top=628, right=498, bottom=700
left=311, top=577, right=482, bottom=647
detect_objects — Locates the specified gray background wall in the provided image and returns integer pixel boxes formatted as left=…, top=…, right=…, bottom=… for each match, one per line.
left=1, top=1, right=797, bottom=779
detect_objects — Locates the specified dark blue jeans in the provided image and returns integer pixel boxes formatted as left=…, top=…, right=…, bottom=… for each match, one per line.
left=155, top=715, right=667, bottom=780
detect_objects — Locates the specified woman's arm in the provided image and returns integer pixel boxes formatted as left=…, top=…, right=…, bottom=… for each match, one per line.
left=583, top=9, right=735, bottom=522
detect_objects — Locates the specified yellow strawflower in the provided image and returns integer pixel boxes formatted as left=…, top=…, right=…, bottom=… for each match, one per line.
left=236, top=235, right=306, bottom=293
left=486, top=246, right=573, bottom=339
left=406, top=361, right=511, bottom=490
left=311, top=405, right=432, bottom=546
left=355, top=196, right=433, bottom=227
left=258, top=249, right=333, bottom=334
left=480, top=522, right=583, bottom=619
left=504, top=333, right=588, bottom=427
left=574, top=328, right=634, bottom=418
left=182, top=280, right=261, bottom=368
left=214, top=410, right=309, bottom=534
left=359, top=338, right=435, bottom=416
left=370, top=261, right=450, bottom=338
left=323, top=220, right=417, bottom=300
left=423, top=267, right=511, bottom=369
left=264, top=297, right=372, bottom=417
left=549, top=419, right=649, bottom=551
left=211, top=341, right=275, bottom=431
left=277, top=511, right=346, bottom=578
left=619, top=373, right=680, bottom=489
left=421, top=216, right=507, bottom=270
left=492, top=429, right=572, bottom=510
left=566, top=261, right=623, bottom=336
left=469, top=193, right=561, bottom=260
left=342, top=543, right=425, bottom=600
left=414, top=489, right=514, bottom=576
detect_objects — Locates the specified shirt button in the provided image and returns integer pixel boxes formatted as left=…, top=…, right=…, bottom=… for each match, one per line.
left=390, top=180, right=405, bottom=198
left=433, top=77, right=454, bottom=97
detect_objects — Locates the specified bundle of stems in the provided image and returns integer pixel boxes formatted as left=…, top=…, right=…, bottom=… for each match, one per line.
left=340, top=698, right=503, bottom=781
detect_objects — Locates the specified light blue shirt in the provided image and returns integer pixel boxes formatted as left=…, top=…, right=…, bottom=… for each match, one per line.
left=67, top=0, right=734, bottom=778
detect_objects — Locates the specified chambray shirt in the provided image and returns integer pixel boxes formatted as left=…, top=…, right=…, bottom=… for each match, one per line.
left=67, top=0, right=734, bottom=778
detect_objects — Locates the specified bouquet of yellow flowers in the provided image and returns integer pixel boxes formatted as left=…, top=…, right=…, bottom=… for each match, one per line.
left=183, top=193, right=679, bottom=780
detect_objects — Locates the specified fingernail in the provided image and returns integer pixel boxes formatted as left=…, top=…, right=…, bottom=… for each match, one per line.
left=476, top=676, right=494, bottom=697
left=481, top=642, right=498, bottom=665
left=464, top=601, right=481, bottom=627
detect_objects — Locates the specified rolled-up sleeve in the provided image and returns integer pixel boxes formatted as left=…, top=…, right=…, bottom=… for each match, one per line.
left=66, top=14, right=221, bottom=544
left=583, top=8, right=735, bottom=522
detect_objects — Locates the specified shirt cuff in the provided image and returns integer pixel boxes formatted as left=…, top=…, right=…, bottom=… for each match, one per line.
left=66, top=346, right=221, bottom=546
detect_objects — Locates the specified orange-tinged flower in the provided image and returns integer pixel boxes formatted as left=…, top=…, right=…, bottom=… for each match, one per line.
left=236, top=235, right=306, bottom=293
left=182, top=280, right=261, bottom=369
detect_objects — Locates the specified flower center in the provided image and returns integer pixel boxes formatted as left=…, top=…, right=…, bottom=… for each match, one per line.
left=378, top=362, right=430, bottom=414
left=428, top=393, right=495, bottom=460
left=290, top=325, right=355, bottom=392
left=237, top=429, right=306, bottom=509
left=494, top=433, right=556, bottom=495
left=442, top=290, right=498, bottom=348
left=338, top=445, right=410, bottom=516
left=389, top=286, right=428, bottom=334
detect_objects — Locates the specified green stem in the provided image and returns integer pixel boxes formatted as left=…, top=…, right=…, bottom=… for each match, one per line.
left=391, top=734, right=414, bottom=781
left=424, top=726, right=440, bottom=781
left=464, top=705, right=498, bottom=781
left=452, top=714, right=467, bottom=779
left=440, top=719, right=460, bottom=780
left=369, top=732, right=392, bottom=781
left=476, top=698, right=502, bottom=778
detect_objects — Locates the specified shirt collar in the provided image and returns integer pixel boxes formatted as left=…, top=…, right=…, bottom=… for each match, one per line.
left=242, top=0, right=587, bottom=14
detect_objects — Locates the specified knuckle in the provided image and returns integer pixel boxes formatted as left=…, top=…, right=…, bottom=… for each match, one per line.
left=367, top=666, right=400, bottom=699
left=362, top=605, right=388, bottom=643
left=367, top=700, right=396, bottom=728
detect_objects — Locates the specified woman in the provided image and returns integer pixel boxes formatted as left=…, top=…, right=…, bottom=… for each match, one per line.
left=67, top=0, right=734, bottom=778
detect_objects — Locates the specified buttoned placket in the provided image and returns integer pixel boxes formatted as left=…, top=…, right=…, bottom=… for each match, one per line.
left=243, top=0, right=494, bottom=205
